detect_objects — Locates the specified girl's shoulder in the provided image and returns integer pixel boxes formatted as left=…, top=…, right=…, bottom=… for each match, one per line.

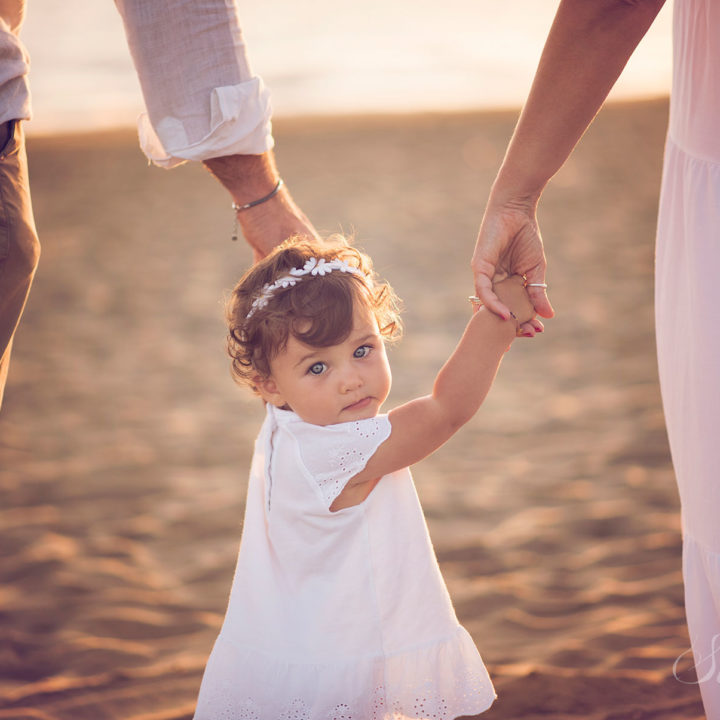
left=269, top=406, right=392, bottom=508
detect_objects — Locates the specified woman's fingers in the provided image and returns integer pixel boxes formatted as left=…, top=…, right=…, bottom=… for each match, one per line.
left=522, top=268, right=555, bottom=319
left=474, top=270, right=512, bottom=320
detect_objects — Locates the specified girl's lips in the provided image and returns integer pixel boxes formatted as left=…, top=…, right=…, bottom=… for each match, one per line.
left=343, top=396, right=372, bottom=412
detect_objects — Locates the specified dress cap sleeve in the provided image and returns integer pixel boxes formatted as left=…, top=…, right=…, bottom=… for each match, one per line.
left=287, top=414, right=391, bottom=509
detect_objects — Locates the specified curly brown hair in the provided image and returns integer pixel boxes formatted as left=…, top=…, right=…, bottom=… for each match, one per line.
left=226, top=235, right=402, bottom=392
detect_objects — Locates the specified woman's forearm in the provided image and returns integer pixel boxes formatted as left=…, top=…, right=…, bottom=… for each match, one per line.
left=493, top=0, right=666, bottom=204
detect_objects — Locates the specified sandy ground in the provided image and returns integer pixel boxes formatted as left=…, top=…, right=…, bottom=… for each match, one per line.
left=0, top=99, right=707, bottom=719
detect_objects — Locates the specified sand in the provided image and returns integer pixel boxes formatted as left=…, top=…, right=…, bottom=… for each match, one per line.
left=0, top=99, right=707, bottom=719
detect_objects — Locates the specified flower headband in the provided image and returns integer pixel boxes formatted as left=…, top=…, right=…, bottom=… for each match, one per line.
left=245, top=257, right=365, bottom=320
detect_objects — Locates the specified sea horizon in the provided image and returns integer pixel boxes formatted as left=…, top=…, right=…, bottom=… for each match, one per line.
left=22, top=0, right=673, bottom=137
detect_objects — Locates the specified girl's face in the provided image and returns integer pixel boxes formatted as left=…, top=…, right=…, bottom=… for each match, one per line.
left=257, top=302, right=392, bottom=426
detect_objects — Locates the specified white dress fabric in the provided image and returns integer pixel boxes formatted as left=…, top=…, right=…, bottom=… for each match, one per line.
left=193, top=404, right=496, bottom=720
left=655, top=0, right=720, bottom=715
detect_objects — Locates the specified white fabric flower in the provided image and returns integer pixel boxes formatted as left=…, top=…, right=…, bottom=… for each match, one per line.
left=245, top=256, right=368, bottom=321
left=277, top=276, right=298, bottom=289
left=290, top=258, right=317, bottom=276
left=312, top=258, right=331, bottom=276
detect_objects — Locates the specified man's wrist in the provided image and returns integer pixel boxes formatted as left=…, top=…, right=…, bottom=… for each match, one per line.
left=203, top=151, right=281, bottom=206
left=232, top=179, right=284, bottom=213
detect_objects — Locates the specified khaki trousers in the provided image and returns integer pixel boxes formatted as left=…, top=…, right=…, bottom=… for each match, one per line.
left=0, top=120, right=41, bottom=409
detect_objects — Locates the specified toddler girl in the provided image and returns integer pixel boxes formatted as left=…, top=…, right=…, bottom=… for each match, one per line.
left=193, top=235, right=534, bottom=720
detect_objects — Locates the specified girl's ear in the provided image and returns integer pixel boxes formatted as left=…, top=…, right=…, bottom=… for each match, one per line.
left=255, top=375, right=286, bottom=408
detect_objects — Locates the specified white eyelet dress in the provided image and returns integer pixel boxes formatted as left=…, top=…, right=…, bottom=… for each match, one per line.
left=655, top=0, right=720, bottom=717
left=192, top=404, right=496, bottom=720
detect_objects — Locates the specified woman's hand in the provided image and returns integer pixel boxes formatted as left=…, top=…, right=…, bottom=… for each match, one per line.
left=472, top=196, right=554, bottom=337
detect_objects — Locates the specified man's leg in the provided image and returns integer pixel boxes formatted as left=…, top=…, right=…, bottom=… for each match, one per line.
left=0, top=120, right=41, bottom=408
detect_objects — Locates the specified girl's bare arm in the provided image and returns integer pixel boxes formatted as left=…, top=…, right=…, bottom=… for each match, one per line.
left=336, top=277, right=532, bottom=503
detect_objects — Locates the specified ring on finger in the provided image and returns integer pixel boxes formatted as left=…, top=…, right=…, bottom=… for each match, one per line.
left=521, top=274, right=548, bottom=289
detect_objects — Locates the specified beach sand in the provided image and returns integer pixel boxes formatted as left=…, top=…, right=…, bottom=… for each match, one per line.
left=0, top=99, right=707, bottom=719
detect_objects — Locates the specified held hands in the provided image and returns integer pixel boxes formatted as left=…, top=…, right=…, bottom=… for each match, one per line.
left=472, top=197, right=554, bottom=337
left=492, top=275, right=535, bottom=334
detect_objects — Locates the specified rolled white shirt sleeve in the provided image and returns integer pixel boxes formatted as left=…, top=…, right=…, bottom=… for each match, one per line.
left=114, top=0, right=274, bottom=168
left=0, top=7, right=32, bottom=126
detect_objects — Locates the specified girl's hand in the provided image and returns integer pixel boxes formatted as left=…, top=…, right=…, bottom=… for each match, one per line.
left=493, top=275, right=536, bottom=333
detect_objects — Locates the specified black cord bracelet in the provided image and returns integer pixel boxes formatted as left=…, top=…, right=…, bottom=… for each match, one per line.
left=231, top=179, right=284, bottom=241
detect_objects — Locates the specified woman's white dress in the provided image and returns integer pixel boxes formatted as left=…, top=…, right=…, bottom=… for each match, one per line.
left=655, top=0, right=720, bottom=714
left=193, top=405, right=496, bottom=720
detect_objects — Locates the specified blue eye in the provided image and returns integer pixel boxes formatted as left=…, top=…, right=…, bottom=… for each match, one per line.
left=308, top=362, right=327, bottom=376
left=354, top=345, right=372, bottom=359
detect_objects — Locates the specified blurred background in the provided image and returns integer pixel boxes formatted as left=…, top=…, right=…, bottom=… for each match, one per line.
left=3, top=3, right=707, bottom=720
left=23, top=0, right=673, bottom=134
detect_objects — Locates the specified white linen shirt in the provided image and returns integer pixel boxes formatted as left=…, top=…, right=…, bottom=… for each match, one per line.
left=0, top=0, right=31, bottom=127
left=0, top=0, right=274, bottom=167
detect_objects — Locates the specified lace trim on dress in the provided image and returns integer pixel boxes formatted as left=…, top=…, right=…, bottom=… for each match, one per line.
left=203, top=674, right=494, bottom=720
left=290, top=415, right=392, bottom=508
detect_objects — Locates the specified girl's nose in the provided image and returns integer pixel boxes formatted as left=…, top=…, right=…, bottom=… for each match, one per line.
left=340, top=366, right=363, bottom=393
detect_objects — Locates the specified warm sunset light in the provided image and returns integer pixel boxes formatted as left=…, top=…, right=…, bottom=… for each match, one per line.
left=3, top=1, right=717, bottom=719
left=23, top=0, right=672, bottom=134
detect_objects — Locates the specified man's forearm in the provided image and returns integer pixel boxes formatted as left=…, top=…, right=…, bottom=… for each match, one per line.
left=493, top=0, right=666, bottom=203
left=203, top=152, right=280, bottom=206
left=203, top=150, right=318, bottom=257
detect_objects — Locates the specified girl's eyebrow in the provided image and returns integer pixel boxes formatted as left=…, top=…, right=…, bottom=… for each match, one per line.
left=294, top=349, right=321, bottom=369
left=292, top=333, right=377, bottom=369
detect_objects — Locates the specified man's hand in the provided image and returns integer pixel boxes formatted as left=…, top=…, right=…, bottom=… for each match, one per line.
left=204, top=151, right=319, bottom=261
left=472, top=196, right=554, bottom=337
